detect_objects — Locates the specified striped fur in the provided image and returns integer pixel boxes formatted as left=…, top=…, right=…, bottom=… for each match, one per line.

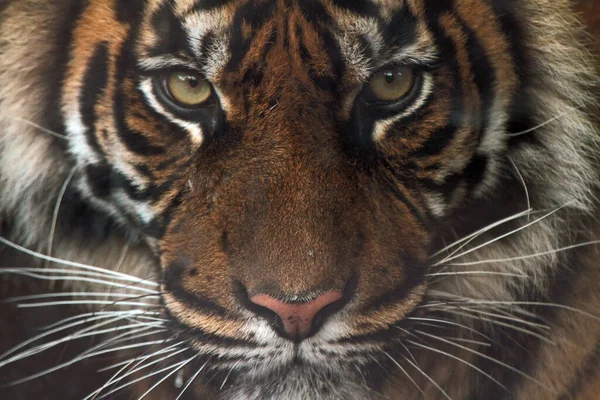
left=0, top=0, right=599, bottom=399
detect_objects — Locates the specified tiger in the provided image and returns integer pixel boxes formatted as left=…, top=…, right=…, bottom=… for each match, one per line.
left=0, top=0, right=599, bottom=399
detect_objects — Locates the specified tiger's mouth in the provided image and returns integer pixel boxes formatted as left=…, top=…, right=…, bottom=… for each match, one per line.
left=161, top=275, right=427, bottom=395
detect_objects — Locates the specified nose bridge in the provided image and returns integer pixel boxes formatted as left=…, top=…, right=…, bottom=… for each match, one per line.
left=222, top=141, right=359, bottom=297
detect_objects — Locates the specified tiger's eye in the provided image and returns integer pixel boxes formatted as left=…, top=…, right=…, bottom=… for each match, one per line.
left=166, top=72, right=212, bottom=107
left=367, top=67, right=415, bottom=102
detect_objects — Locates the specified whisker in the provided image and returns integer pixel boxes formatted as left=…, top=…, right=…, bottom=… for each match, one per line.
left=6, top=292, right=159, bottom=303
left=426, top=308, right=555, bottom=344
left=80, top=327, right=167, bottom=358
left=90, top=347, right=188, bottom=399
left=47, top=168, right=76, bottom=259
left=0, top=312, right=150, bottom=363
left=175, top=358, right=212, bottom=400
left=17, top=300, right=158, bottom=308
left=95, top=356, right=190, bottom=400
left=1, top=270, right=158, bottom=294
left=505, top=107, right=577, bottom=137
left=429, top=209, right=533, bottom=260
left=426, top=271, right=530, bottom=279
left=0, top=236, right=159, bottom=286
left=507, top=155, right=531, bottom=214
left=446, top=240, right=600, bottom=267
left=401, top=352, right=452, bottom=400
left=97, top=341, right=186, bottom=373
left=3, top=335, right=171, bottom=387
left=438, top=300, right=600, bottom=322
left=10, top=116, right=67, bottom=140
left=406, top=339, right=509, bottom=394
left=136, top=356, right=197, bottom=400
left=383, top=351, right=425, bottom=396
left=435, top=204, right=571, bottom=266
left=414, top=330, right=554, bottom=394
left=407, top=317, right=496, bottom=343
left=38, top=310, right=160, bottom=331
left=220, top=360, right=241, bottom=390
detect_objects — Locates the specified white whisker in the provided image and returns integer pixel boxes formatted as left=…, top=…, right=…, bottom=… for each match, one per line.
left=47, top=168, right=76, bottom=259
left=0, top=236, right=159, bottom=286
left=507, top=156, right=531, bottom=214
left=406, top=338, right=508, bottom=393
left=505, top=107, right=577, bottom=137
left=414, top=330, right=554, bottom=393
left=97, top=341, right=186, bottom=373
left=136, top=356, right=197, bottom=400
left=0, top=312, right=150, bottom=363
left=1, top=269, right=158, bottom=293
left=429, top=208, right=533, bottom=260
left=17, top=300, right=157, bottom=308
left=447, top=240, right=600, bottom=267
left=6, top=292, right=158, bottom=303
left=11, top=116, right=67, bottom=140
left=6, top=340, right=174, bottom=387
left=401, top=352, right=452, bottom=400
left=383, top=351, right=425, bottom=396
left=435, top=204, right=571, bottom=266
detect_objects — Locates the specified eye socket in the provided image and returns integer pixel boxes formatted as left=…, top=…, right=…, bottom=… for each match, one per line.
left=366, top=66, right=416, bottom=103
left=163, top=71, right=212, bottom=108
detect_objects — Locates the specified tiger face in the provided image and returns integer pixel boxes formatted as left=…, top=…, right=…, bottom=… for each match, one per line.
left=61, top=0, right=520, bottom=395
left=3, top=0, right=598, bottom=399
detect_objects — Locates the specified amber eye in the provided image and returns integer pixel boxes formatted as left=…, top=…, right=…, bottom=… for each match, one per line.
left=367, top=67, right=416, bottom=103
left=165, top=71, right=212, bottom=107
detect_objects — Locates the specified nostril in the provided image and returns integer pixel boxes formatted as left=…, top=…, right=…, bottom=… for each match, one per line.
left=249, top=291, right=344, bottom=341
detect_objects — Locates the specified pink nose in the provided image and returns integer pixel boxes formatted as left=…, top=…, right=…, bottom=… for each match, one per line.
left=250, top=291, right=344, bottom=340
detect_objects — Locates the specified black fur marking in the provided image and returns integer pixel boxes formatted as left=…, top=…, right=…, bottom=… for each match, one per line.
left=382, top=5, right=417, bottom=50
left=330, top=0, right=378, bottom=17
left=114, top=0, right=144, bottom=23
left=163, top=260, right=230, bottom=318
left=47, top=0, right=89, bottom=143
left=186, top=0, right=237, bottom=14
left=86, top=164, right=113, bottom=198
left=148, top=3, right=193, bottom=57
left=455, top=15, right=496, bottom=132
left=226, top=1, right=276, bottom=71
left=80, top=42, right=110, bottom=157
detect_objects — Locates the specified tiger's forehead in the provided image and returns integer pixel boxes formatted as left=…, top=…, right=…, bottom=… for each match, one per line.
left=138, top=0, right=436, bottom=84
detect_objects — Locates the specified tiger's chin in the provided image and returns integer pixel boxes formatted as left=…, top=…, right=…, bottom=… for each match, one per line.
left=218, top=361, right=375, bottom=400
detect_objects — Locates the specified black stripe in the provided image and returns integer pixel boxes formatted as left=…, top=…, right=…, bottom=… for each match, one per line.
left=113, top=27, right=168, bottom=156
left=148, top=2, right=193, bottom=57
left=114, top=0, right=144, bottom=23
left=226, top=1, right=276, bottom=71
left=298, top=0, right=333, bottom=26
left=163, top=259, right=230, bottom=318
left=330, top=0, right=378, bottom=17
left=48, top=0, right=90, bottom=142
left=145, top=189, right=184, bottom=238
left=80, top=42, right=110, bottom=157
left=408, top=3, right=465, bottom=158
left=382, top=5, right=417, bottom=49
left=186, top=0, right=237, bottom=14
left=455, top=15, right=496, bottom=133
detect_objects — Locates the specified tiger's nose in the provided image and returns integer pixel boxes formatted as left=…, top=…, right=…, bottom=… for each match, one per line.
left=249, top=291, right=344, bottom=341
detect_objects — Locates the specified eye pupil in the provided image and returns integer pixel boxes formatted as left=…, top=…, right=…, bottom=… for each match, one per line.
left=384, top=72, right=395, bottom=84
left=187, top=76, right=199, bottom=88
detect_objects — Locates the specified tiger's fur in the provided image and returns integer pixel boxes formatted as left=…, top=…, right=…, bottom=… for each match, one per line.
left=0, top=0, right=599, bottom=399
